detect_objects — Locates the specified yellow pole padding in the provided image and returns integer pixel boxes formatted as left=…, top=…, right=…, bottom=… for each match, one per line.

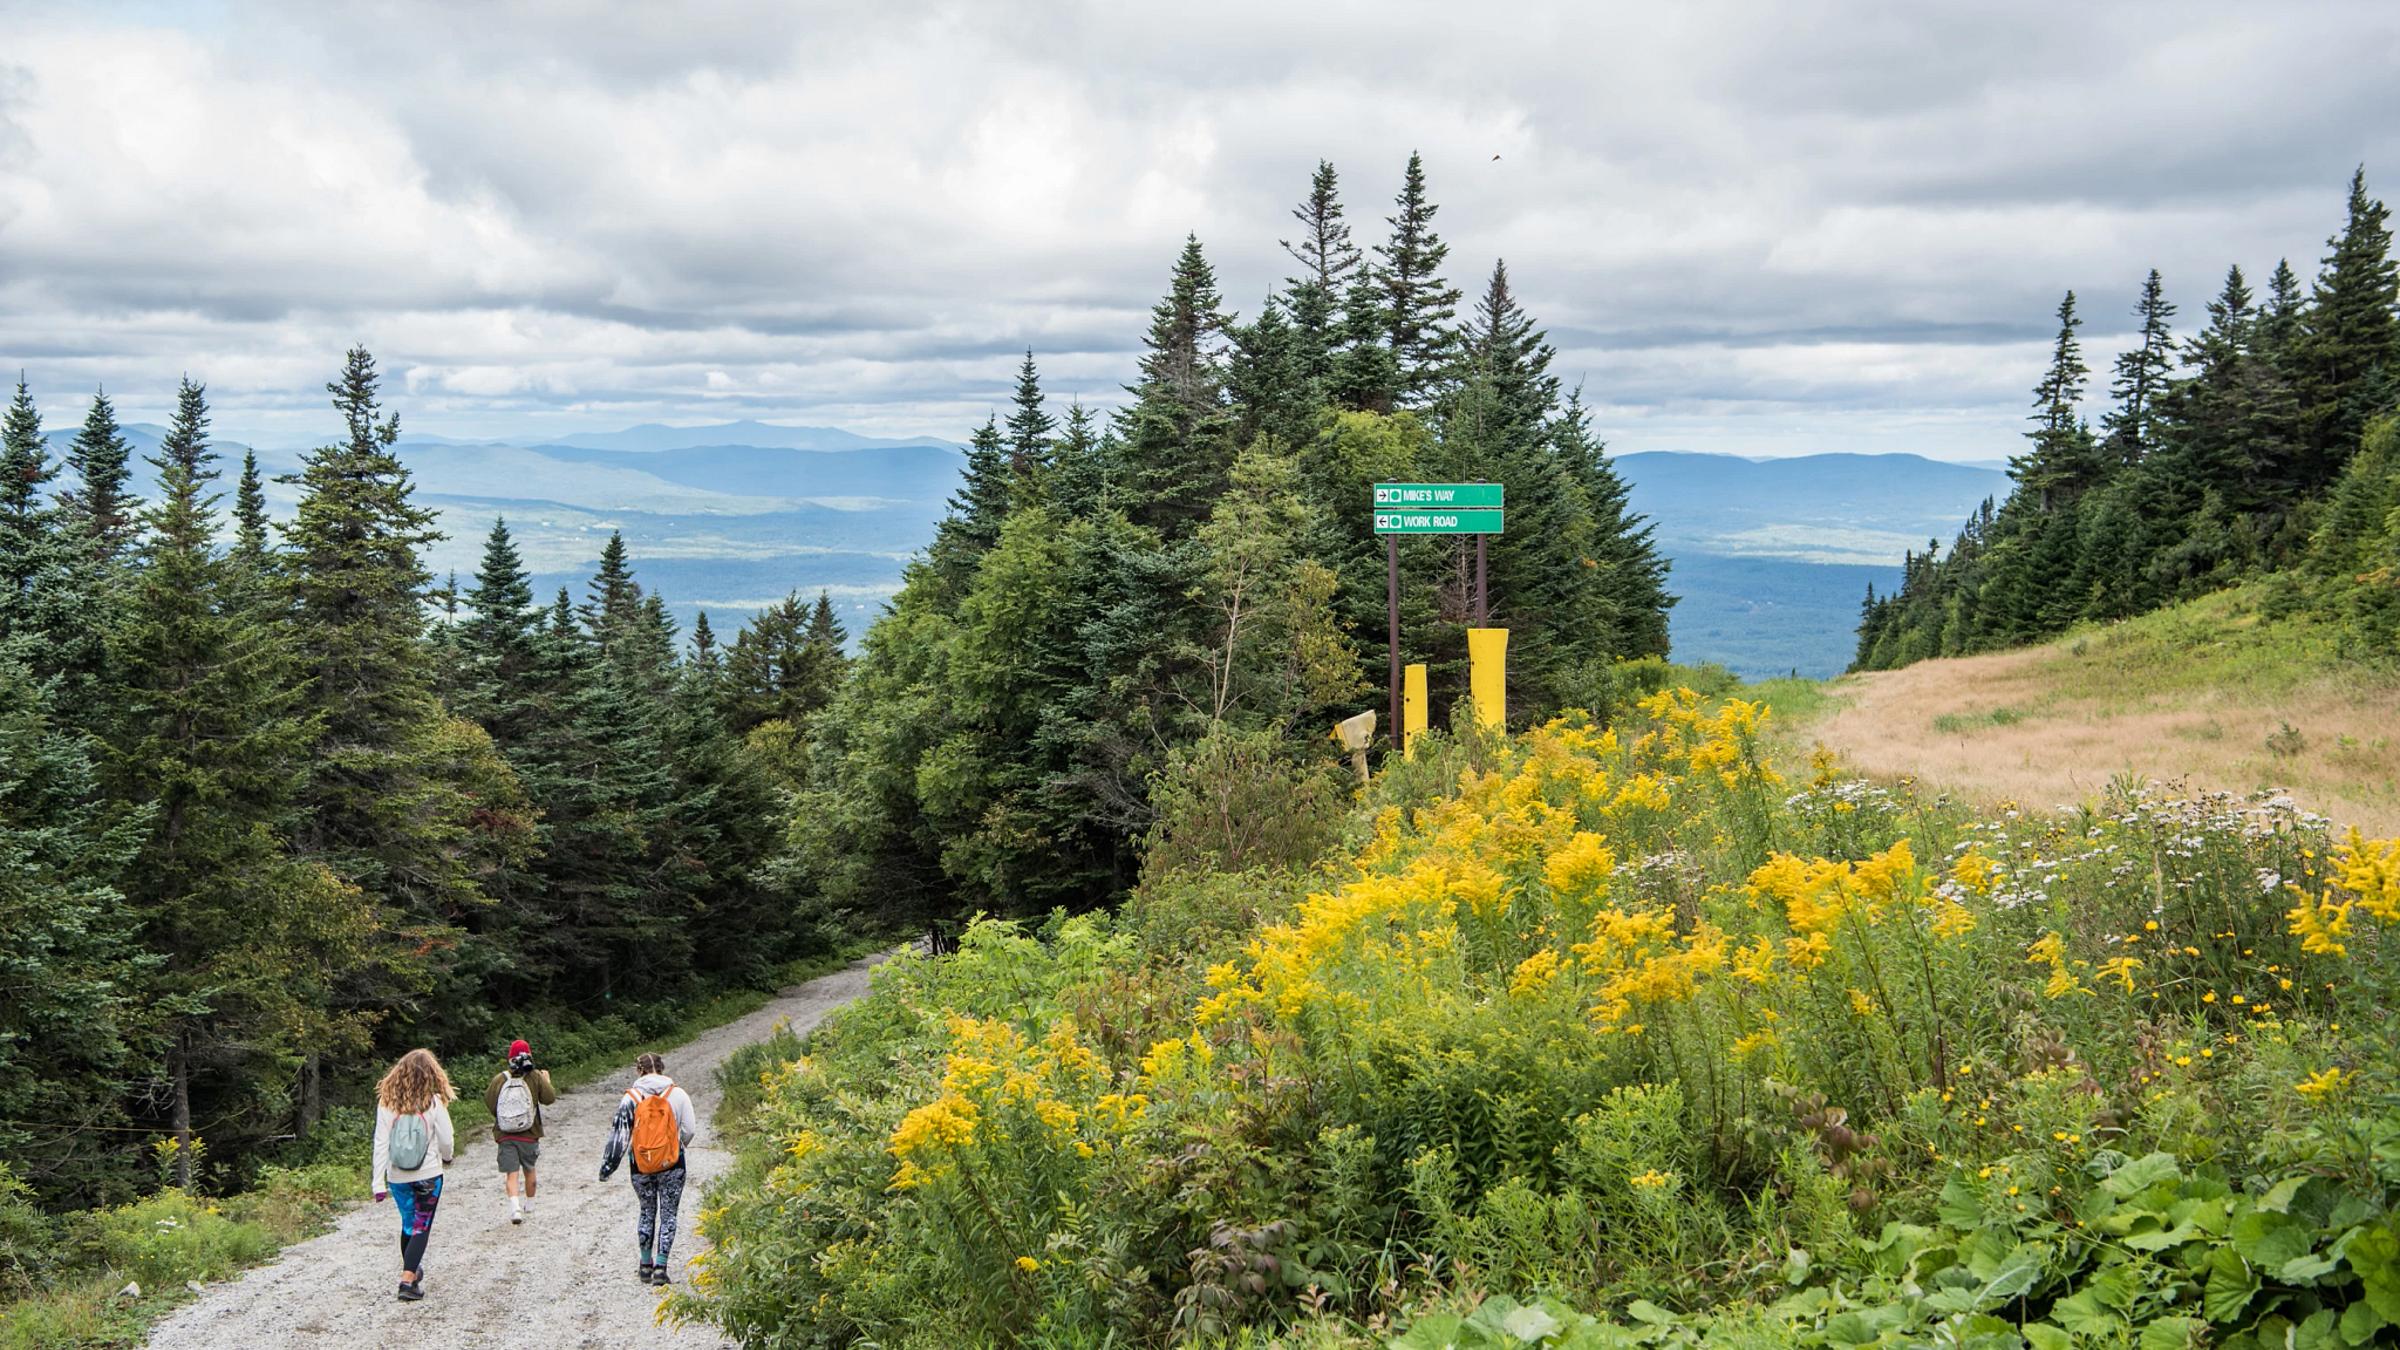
left=1467, top=628, right=1508, bottom=731
left=1403, top=664, right=1427, bottom=756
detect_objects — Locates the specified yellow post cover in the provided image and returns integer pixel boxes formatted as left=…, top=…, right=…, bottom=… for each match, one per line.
left=1466, top=628, right=1508, bottom=731
left=1403, top=664, right=1428, bottom=755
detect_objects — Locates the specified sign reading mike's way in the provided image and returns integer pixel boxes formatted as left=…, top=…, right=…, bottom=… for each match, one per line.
left=1371, top=482, right=1505, bottom=535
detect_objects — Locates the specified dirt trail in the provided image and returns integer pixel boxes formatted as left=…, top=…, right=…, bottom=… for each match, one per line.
left=146, top=954, right=885, bottom=1350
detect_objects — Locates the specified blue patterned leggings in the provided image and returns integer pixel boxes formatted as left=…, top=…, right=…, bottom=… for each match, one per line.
left=391, top=1176, right=442, bottom=1277
left=630, top=1164, right=686, bottom=1264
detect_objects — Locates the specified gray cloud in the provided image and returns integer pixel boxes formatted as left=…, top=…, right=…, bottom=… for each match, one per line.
left=0, top=0, right=2394, bottom=457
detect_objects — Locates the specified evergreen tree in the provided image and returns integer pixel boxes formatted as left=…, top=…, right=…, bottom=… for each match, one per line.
left=226, top=451, right=270, bottom=562
left=1109, top=236, right=1236, bottom=537
left=108, top=378, right=362, bottom=1184
left=2101, top=269, right=2177, bottom=465
left=0, top=379, right=58, bottom=646
left=456, top=518, right=541, bottom=743
left=2258, top=258, right=2307, bottom=366
left=935, top=416, right=1014, bottom=570
left=0, top=653, right=150, bottom=1205
left=1329, top=270, right=1400, bottom=413
left=59, top=389, right=142, bottom=563
left=2295, top=167, right=2399, bottom=485
left=1374, top=152, right=1463, bottom=407
left=1049, top=401, right=1106, bottom=519
left=281, top=348, right=492, bottom=1056
left=1228, top=295, right=1316, bottom=450
left=2008, top=292, right=2102, bottom=508
left=1281, top=159, right=1363, bottom=386
left=1004, top=350, right=1055, bottom=499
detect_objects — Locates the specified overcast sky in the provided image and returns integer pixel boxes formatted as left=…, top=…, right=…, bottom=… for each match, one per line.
left=2, top=1, right=2395, bottom=460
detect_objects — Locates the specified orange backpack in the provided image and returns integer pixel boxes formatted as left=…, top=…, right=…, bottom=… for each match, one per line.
left=630, top=1082, right=682, bottom=1174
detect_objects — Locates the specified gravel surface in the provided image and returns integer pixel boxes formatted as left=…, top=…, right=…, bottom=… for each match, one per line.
left=146, top=953, right=886, bottom=1349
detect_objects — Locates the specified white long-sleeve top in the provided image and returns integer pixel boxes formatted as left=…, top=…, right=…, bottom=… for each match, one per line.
left=371, top=1100, right=456, bottom=1195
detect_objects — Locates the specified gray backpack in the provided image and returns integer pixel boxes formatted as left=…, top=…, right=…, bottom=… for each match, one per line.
left=495, top=1075, right=537, bottom=1134
left=388, top=1111, right=431, bottom=1171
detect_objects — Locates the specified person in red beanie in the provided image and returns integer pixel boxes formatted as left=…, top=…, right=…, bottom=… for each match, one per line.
left=485, top=1038, right=555, bottom=1224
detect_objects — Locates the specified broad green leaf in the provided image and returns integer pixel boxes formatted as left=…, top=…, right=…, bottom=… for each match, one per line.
left=2339, top=1299, right=2391, bottom=1345
left=2022, top=1326, right=2073, bottom=1350
left=2204, top=1244, right=2260, bottom=1323
left=2103, top=1152, right=2183, bottom=1197
left=2139, top=1316, right=2209, bottom=1350
left=2231, top=1209, right=2315, bottom=1269
left=1501, top=1305, right=1564, bottom=1343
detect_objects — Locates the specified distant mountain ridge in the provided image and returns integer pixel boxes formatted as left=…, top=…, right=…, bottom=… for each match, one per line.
left=47, top=422, right=2008, bottom=678
left=542, top=419, right=960, bottom=453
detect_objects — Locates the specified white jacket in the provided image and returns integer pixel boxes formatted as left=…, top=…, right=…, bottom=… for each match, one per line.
left=371, top=1100, right=456, bottom=1194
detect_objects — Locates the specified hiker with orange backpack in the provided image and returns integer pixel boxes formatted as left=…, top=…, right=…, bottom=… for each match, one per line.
left=370, top=1049, right=457, bottom=1303
left=596, top=1052, right=696, bottom=1286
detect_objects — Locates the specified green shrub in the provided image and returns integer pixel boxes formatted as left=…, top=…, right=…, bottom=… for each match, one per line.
left=0, top=1164, right=59, bottom=1300
left=74, top=1190, right=277, bottom=1290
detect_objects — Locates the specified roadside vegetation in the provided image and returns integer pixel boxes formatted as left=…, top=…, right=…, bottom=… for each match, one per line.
left=680, top=689, right=2400, bottom=1347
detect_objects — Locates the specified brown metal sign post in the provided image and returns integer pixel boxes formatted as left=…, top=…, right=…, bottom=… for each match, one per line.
left=1386, top=535, right=1401, bottom=753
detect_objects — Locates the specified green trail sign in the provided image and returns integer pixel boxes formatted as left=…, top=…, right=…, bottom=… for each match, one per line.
left=1373, top=508, right=1506, bottom=535
left=1373, top=482, right=1504, bottom=509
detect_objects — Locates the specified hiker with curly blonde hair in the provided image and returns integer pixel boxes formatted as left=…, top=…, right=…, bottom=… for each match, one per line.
left=371, top=1048, right=457, bottom=1302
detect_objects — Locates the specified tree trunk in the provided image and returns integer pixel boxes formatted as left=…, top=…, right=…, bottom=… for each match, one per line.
left=170, top=1032, right=194, bottom=1189
left=298, top=1052, right=322, bottom=1135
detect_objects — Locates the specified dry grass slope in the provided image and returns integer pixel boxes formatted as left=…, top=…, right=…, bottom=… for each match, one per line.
left=1798, top=586, right=2400, bottom=834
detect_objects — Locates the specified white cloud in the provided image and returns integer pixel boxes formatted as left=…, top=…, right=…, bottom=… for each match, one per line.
left=0, top=0, right=2393, bottom=460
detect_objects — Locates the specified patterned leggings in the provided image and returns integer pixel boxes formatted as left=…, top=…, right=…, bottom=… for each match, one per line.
left=630, top=1165, right=686, bottom=1264
left=391, top=1176, right=442, bottom=1277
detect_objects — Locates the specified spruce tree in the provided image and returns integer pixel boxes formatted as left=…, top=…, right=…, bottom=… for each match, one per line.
left=2296, top=167, right=2399, bottom=485
left=59, top=389, right=142, bottom=563
left=2101, top=269, right=2176, bottom=465
left=108, top=377, right=357, bottom=1183
left=1374, top=152, right=1463, bottom=407
left=232, top=450, right=271, bottom=562
left=1109, top=236, right=1236, bottom=537
left=281, top=348, right=488, bottom=1050
left=937, top=415, right=1014, bottom=568
left=1281, top=159, right=1363, bottom=386
left=456, top=518, right=541, bottom=743
left=0, top=379, right=56, bottom=645
left=2009, top=292, right=2101, bottom=508
left=1005, top=350, right=1055, bottom=497
left=1049, top=401, right=1106, bottom=520
left=1228, top=295, right=1315, bottom=450
left=0, top=652, right=150, bottom=1204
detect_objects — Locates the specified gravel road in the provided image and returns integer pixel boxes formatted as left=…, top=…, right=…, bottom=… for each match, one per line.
left=146, top=953, right=885, bottom=1349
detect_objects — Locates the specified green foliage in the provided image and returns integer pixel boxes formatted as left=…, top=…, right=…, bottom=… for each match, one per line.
left=1858, top=169, right=2398, bottom=674
left=685, top=689, right=2400, bottom=1348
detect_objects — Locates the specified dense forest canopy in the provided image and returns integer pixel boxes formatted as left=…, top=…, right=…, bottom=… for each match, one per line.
left=789, top=153, right=1676, bottom=928
left=1855, top=168, right=2400, bottom=668
left=0, top=353, right=847, bottom=1209
left=0, top=152, right=1672, bottom=1215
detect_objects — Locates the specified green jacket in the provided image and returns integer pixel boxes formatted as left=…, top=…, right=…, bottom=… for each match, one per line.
left=486, top=1068, right=557, bottom=1140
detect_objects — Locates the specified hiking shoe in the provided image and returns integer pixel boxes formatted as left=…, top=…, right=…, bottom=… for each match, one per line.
left=650, top=1267, right=672, bottom=1287
left=638, top=1262, right=655, bottom=1282
left=397, top=1280, right=425, bottom=1302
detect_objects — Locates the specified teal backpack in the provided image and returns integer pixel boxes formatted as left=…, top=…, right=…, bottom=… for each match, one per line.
left=388, top=1111, right=431, bottom=1171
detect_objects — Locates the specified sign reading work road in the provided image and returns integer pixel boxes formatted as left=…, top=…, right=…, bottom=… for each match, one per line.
left=1373, top=508, right=1506, bottom=535
left=1373, top=482, right=1504, bottom=509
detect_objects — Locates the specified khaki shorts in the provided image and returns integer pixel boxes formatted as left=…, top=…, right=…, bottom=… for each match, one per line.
left=495, top=1137, right=540, bottom=1173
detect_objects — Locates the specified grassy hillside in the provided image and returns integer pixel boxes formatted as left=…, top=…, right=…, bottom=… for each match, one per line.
left=1799, top=586, right=2400, bottom=834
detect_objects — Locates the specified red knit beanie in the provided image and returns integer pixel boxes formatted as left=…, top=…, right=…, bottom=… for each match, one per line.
left=508, top=1039, right=531, bottom=1059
